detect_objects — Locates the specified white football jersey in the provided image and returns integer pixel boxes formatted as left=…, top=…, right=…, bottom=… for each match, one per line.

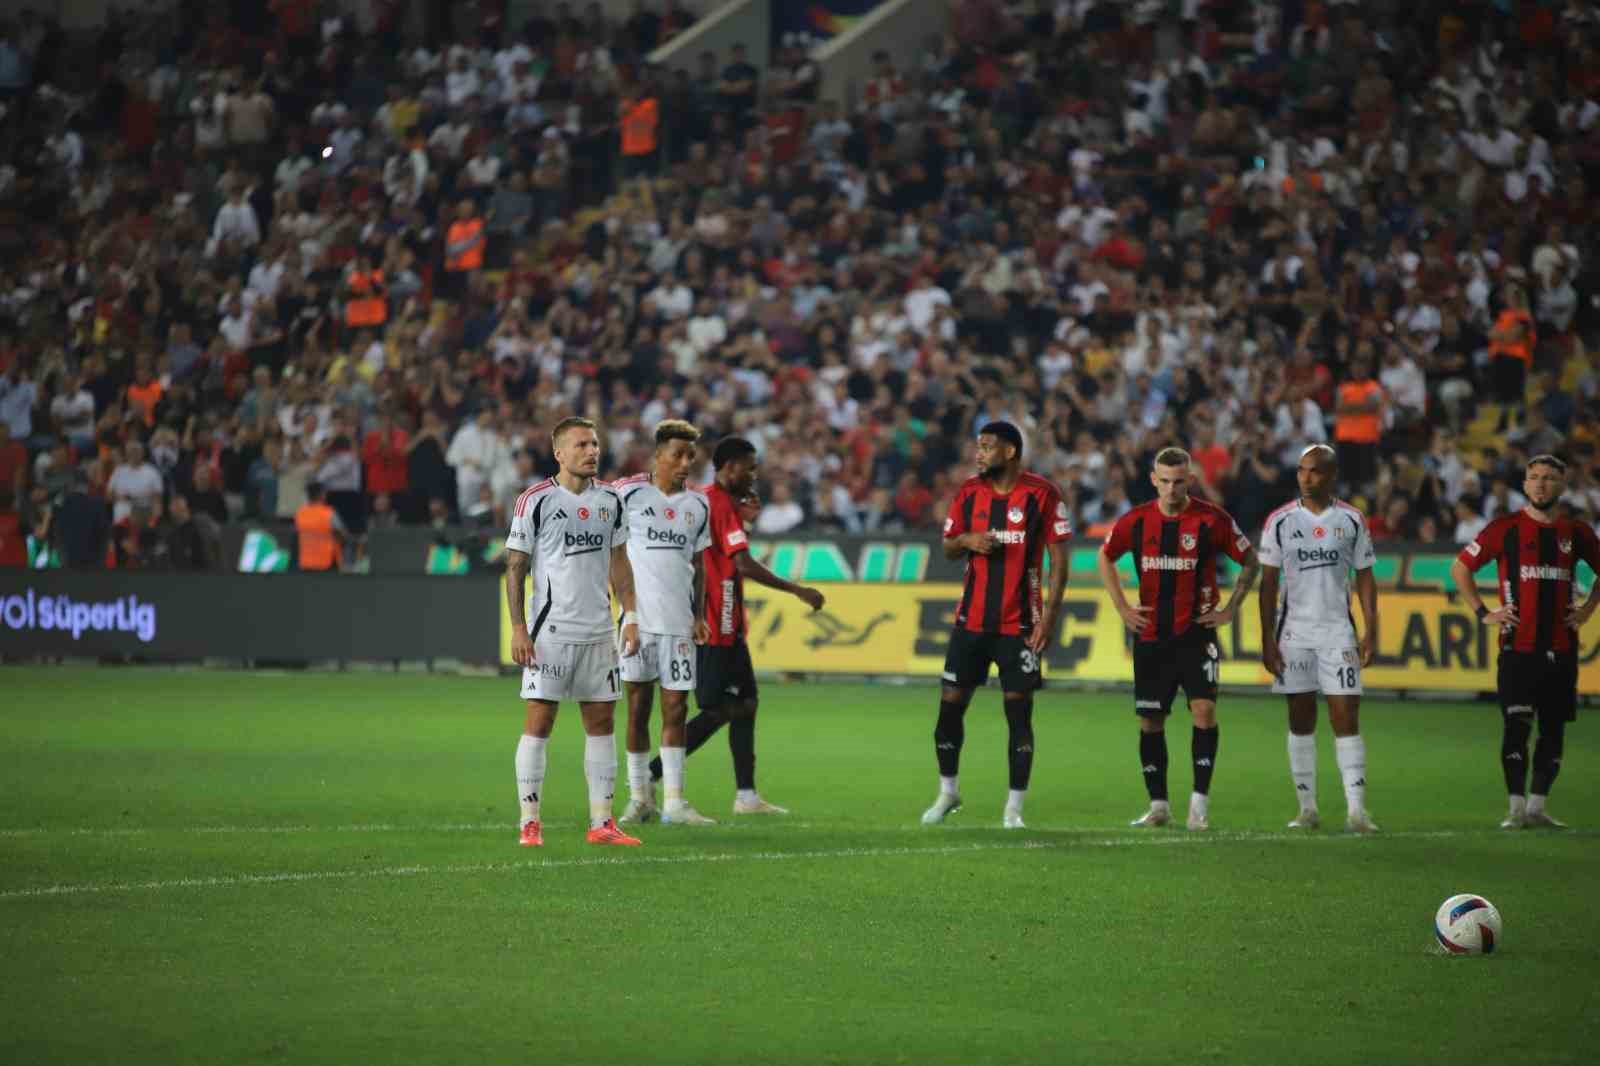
left=614, top=473, right=711, bottom=636
left=505, top=478, right=628, bottom=643
left=1257, top=499, right=1376, bottom=648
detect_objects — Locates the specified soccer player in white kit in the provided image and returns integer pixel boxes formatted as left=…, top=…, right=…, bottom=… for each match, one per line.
left=505, top=416, right=643, bottom=847
left=612, top=420, right=718, bottom=826
left=1257, top=445, right=1381, bottom=834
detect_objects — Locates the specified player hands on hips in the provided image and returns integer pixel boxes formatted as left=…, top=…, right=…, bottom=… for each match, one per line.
left=1451, top=454, right=1600, bottom=830
left=1098, top=447, right=1260, bottom=831
left=505, top=416, right=643, bottom=848
left=1258, top=445, right=1381, bottom=835
left=922, top=422, right=1071, bottom=830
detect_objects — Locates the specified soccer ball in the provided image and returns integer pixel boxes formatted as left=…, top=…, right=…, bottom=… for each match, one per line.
left=1434, top=894, right=1502, bottom=955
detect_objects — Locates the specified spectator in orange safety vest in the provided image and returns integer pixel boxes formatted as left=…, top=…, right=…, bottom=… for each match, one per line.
left=441, top=199, right=485, bottom=304
left=344, top=254, right=387, bottom=331
left=294, top=480, right=346, bottom=571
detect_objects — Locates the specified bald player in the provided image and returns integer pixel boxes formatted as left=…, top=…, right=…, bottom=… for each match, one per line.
left=1258, top=445, right=1381, bottom=834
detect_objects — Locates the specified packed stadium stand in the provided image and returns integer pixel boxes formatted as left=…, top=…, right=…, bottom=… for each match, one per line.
left=2, top=0, right=1598, bottom=572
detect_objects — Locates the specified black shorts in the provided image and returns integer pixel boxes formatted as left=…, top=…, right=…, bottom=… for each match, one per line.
left=697, top=640, right=758, bottom=710
left=942, top=628, right=1043, bottom=693
left=1133, top=629, right=1220, bottom=716
left=1498, top=650, right=1578, bottom=723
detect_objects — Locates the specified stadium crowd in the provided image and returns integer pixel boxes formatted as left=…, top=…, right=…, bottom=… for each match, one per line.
left=1, top=0, right=1599, bottom=572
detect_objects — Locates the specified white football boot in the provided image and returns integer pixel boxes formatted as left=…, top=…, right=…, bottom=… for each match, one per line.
left=660, top=800, right=716, bottom=826
left=920, top=793, right=962, bottom=825
left=1130, top=804, right=1172, bottom=828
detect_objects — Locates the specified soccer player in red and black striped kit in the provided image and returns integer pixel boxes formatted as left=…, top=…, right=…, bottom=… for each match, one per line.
left=921, top=422, right=1071, bottom=829
left=644, top=436, right=826, bottom=814
left=1451, top=455, right=1600, bottom=829
left=1097, top=447, right=1260, bottom=831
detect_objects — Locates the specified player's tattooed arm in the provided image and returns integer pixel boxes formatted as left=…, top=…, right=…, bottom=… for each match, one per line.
left=611, top=545, right=641, bottom=656
left=505, top=549, right=530, bottom=629
left=610, top=544, right=638, bottom=614
left=1202, top=548, right=1259, bottom=628
left=1451, top=558, right=1517, bottom=626
left=506, top=549, right=535, bottom=667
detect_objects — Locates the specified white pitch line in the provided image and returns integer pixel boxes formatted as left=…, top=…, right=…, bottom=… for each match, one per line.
left=0, top=829, right=1498, bottom=902
left=0, top=820, right=1552, bottom=838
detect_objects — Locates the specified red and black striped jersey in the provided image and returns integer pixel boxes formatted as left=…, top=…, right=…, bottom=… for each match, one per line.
left=700, top=481, right=749, bottom=646
left=1101, top=498, right=1253, bottom=643
left=1456, top=511, right=1600, bottom=654
left=943, top=472, right=1072, bottom=636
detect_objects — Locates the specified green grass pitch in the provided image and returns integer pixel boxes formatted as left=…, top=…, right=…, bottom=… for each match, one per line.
left=2, top=667, right=1598, bottom=1065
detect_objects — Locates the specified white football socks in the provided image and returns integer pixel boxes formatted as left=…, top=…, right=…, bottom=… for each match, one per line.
left=516, top=734, right=548, bottom=826
left=1508, top=794, right=1528, bottom=816
left=1527, top=793, right=1546, bottom=815
left=940, top=775, right=960, bottom=798
left=1005, top=788, right=1025, bottom=816
left=1335, top=734, right=1367, bottom=815
left=736, top=788, right=759, bottom=806
left=660, top=746, right=686, bottom=803
left=1288, top=732, right=1318, bottom=812
left=584, top=733, right=617, bottom=829
left=1189, top=792, right=1209, bottom=820
left=626, top=751, right=651, bottom=800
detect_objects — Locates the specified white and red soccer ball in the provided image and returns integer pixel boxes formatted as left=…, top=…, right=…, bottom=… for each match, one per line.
left=1434, top=894, right=1502, bottom=955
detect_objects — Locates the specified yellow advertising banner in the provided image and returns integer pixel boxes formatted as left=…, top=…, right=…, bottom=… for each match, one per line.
left=500, top=582, right=1600, bottom=693
left=741, top=585, right=1600, bottom=693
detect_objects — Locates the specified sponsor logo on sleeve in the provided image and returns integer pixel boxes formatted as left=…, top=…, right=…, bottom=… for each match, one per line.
left=1053, top=521, right=1070, bottom=536
left=1057, top=501, right=1069, bottom=518
left=726, top=530, right=748, bottom=549
left=943, top=517, right=954, bottom=534
left=1236, top=535, right=1251, bottom=552
left=1466, top=542, right=1481, bottom=557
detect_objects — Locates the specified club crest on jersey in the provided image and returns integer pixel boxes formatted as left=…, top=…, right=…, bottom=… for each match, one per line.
left=1560, top=538, right=1573, bottom=554
left=600, top=507, right=610, bottom=522
left=1313, top=526, right=1326, bottom=538
left=577, top=507, right=591, bottom=520
left=1181, top=533, right=1196, bottom=551
left=677, top=641, right=691, bottom=657
left=665, top=508, right=676, bottom=520
left=1334, top=526, right=1347, bottom=538
left=1008, top=507, right=1024, bottom=524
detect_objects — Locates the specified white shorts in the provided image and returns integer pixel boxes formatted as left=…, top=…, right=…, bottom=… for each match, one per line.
left=1272, top=645, right=1363, bottom=696
left=618, top=630, right=697, bottom=691
left=520, top=637, right=620, bottom=703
